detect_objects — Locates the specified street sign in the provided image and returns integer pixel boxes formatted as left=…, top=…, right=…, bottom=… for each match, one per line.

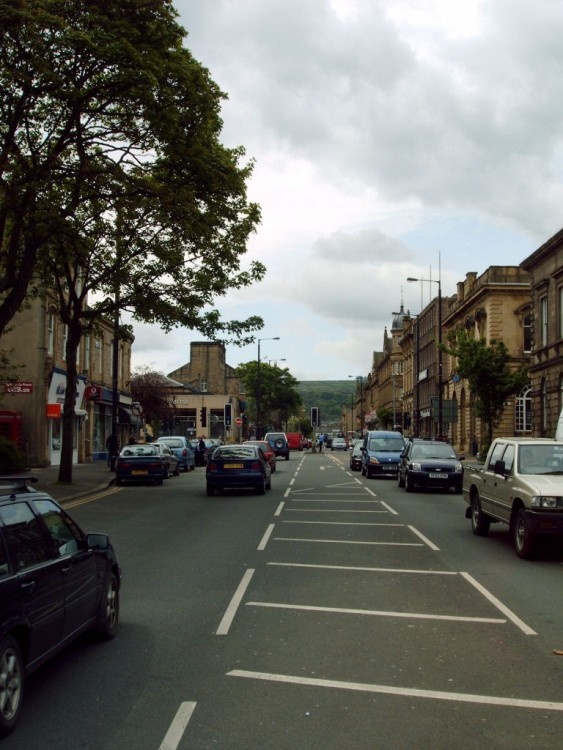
left=235, top=417, right=243, bottom=426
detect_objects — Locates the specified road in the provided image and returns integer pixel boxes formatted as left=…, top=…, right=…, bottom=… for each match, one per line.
left=5, top=450, right=563, bottom=749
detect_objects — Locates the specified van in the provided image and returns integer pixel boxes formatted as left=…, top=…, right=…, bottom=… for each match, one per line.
left=286, top=432, right=304, bottom=451
left=361, top=430, right=405, bottom=478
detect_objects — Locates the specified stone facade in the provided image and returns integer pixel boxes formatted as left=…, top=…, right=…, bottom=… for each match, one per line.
left=521, top=229, right=563, bottom=437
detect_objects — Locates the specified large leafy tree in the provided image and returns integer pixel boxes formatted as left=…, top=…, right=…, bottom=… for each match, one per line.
left=0, top=0, right=265, bottom=480
left=444, top=330, right=528, bottom=451
left=236, top=362, right=302, bottom=434
left=129, top=368, right=175, bottom=436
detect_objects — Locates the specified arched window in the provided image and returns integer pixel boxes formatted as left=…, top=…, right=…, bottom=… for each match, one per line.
left=515, top=385, right=532, bottom=434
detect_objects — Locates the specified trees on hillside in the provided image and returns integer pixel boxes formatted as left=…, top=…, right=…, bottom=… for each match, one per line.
left=444, top=330, right=528, bottom=453
left=0, top=1, right=264, bottom=479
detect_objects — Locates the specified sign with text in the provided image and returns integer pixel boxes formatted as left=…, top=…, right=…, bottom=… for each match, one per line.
left=4, top=382, right=33, bottom=394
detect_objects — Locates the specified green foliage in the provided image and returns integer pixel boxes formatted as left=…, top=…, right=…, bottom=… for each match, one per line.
left=376, top=407, right=393, bottom=429
left=297, top=381, right=357, bottom=427
left=444, top=329, right=528, bottom=443
left=0, top=437, right=25, bottom=474
left=236, top=362, right=302, bottom=429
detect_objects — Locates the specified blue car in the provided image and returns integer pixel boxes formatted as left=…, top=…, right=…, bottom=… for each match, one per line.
left=206, top=444, right=272, bottom=496
left=361, top=430, right=406, bottom=478
left=155, top=436, right=196, bottom=472
left=115, top=444, right=165, bottom=485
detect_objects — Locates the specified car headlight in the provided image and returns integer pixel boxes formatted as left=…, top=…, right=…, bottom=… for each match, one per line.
left=530, top=496, right=563, bottom=509
left=454, top=462, right=463, bottom=472
left=410, top=462, right=422, bottom=471
left=369, top=456, right=380, bottom=464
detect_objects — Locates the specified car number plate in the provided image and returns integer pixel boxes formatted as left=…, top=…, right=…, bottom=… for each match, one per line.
left=132, top=469, right=148, bottom=475
left=383, top=465, right=395, bottom=471
left=224, top=463, right=244, bottom=469
left=429, top=473, right=448, bottom=479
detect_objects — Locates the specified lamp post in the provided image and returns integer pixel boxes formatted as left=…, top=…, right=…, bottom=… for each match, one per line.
left=256, top=337, right=280, bottom=439
left=349, top=375, right=364, bottom=437
left=407, top=273, right=442, bottom=439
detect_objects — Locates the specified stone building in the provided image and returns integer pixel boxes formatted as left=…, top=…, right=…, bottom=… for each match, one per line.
left=441, top=267, right=532, bottom=455
left=0, top=296, right=135, bottom=466
left=164, top=342, right=244, bottom=441
left=521, top=229, right=563, bottom=437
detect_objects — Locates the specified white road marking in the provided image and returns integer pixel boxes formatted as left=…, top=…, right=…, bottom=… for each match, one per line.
left=283, top=520, right=404, bottom=527
left=460, top=572, right=537, bottom=636
left=159, top=702, right=197, bottom=750
left=257, top=524, right=275, bottom=551
left=227, top=671, right=563, bottom=712
left=289, top=497, right=381, bottom=503
left=380, top=501, right=398, bottom=514
left=246, top=601, right=505, bottom=624
left=216, top=569, right=254, bottom=636
left=274, top=502, right=284, bottom=517
left=285, top=509, right=390, bottom=514
left=408, top=525, right=440, bottom=550
left=267, top=562, right=457, bottom=575
left=273, top=537, right=423, bottom=547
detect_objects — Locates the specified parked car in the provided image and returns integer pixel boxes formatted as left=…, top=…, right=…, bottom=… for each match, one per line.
left=361, top=430, right=406, bottom=478
left=200, top=438, right=222, bottom=465
left=331, top=437, right=348, bottom=451
left=153, top=442, right=180, bottom=478
left=154, top=436, right=195, bottom=472
left=115, top=444, right=165, bottom=485
left=206, top=444, right=272, bottom=495
left=264, top=432, right=290, bottom=460
left=286, top=432, right=304, bottom=451
left=349, top=442, right=364, bottom=471
left=243, top=440, right=277, bottom=472
left=0, top=476, right=120, bottom=736
left=398, top=438, right=463, bottom=493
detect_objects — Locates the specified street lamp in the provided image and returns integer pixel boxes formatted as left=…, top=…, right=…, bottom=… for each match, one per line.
left=407, top=273, right=442, bottom=439
left=257, top=337, right=280, bottom=439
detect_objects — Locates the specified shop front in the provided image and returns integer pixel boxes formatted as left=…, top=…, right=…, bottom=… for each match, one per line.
left=46, top=370, right=88, bottom=466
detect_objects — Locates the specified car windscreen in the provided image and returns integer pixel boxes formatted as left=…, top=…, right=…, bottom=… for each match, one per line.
left=412, top=444, right=456, bottom=459
left=216, top=447, right=256, bottom=459
left=159, top=439, right=183, bottom=448
left=368, top=438, right=405, bottom=452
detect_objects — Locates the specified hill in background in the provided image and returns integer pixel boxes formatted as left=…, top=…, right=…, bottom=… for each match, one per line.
left=297, top=380, right=357, bottom=428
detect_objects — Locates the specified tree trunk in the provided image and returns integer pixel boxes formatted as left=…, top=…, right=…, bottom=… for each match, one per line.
left=58, top=323, right=82, bottom=483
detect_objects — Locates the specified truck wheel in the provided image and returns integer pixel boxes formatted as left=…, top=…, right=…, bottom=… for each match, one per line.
left=471, top=494, right=490, bottom=536
left=513, top=507, right=536, bottom=559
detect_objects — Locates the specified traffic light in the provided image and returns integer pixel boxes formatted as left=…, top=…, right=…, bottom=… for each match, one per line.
left=311, top=406, right=319, bottom=427
left=224, top=403, right=232, bottom=427
left=200, top=406, right=207, bottom=427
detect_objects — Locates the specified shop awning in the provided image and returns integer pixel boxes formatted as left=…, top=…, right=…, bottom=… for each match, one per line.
left=119, top=407, right=143, bottom=426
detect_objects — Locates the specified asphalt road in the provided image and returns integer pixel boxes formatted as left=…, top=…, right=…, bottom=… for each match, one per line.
left=5, top=451, right=563, bottom=749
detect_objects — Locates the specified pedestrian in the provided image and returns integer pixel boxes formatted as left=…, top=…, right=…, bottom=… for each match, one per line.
left=318, top=434, right=324, bottom=452
left=197, top=436, right=206, bottom=466
left=106, top=433, right=119, bottom=471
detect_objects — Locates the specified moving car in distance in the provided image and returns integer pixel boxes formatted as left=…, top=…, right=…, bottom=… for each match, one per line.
left=115, top=443, right=165, bottom=486
left=331, top=436, right=348, bottom=451
left=0, top=477, right=120, bottom=736
left=243, top=440, right=277, bottom=472
left=154, top=436, right=195, bottom=472
left=264, top=432, right=290, bottom=461
left=349, top=442, right=363, bottom=471
left=397, top=439, right=463, bottom=493
left=153, top=442, right=180, bottom=478
left=206, top=444, right=272, bottom=496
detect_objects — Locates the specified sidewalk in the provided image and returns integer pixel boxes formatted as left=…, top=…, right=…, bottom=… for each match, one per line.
left=24, top=462, right=115, bottom=504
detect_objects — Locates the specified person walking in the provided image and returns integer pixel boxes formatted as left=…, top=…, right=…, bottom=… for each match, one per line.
left=318, top=434, right=325, bottom=452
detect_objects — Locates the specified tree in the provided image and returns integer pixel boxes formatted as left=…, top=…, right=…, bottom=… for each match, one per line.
left=376, top=407, right=393, bottom=429
left=236, top=362, right=302, bottom=432
left=444, top=330, right=528, bottom=452
left=0, top=1, right=264, bottom=480
left=129, top=368, right=175, bottom=436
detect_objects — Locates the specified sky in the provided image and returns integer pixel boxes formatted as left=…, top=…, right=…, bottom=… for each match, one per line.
left=129, top=0, right=563, bottom=382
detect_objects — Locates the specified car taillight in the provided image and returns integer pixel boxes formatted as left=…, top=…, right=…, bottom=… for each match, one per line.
left=182, top=449, right=187, bottom=456
left=251, top=461, right=261, bottom=470
left=208, top=461, right=217, bottom=471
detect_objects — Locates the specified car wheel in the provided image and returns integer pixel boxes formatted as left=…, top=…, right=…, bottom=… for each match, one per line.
left=0, top=636, right=24, bottom=737
left=94, top=571, right=120, bottom=640
left=513, top=507, right=536, bottom=559
left=163, top=466, right=169, bottom=479
left=156, top=477, right=163, bottom=486
left=173, top=465, right=180, bottom=476
left=405, top=472, right=414, bottom=492
left=256, top=476, right=266, bottom=495
left=470, top=493, right=490, bottom=536
left=397, top=469, right=404, bottom=488
left=206, top=482, right=214, bottom=496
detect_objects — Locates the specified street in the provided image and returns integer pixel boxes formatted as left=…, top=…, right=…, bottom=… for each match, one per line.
left=5, top=451, right=563, bottom=749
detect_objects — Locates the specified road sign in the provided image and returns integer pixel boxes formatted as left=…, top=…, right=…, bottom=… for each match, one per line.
left=235, top=417, right=243, bottom=426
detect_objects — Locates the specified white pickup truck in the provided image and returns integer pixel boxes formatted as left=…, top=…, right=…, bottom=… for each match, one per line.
left=463, top=437, right=563, bottom=559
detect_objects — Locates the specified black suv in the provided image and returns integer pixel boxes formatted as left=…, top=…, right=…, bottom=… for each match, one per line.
left=264, top=432, right=290, bottom=461
left=0, top=477, right=121, bottom=736
left=397, top=439, right=463, bottom=493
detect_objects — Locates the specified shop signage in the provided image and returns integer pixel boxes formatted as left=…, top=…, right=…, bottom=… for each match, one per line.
left=4, top=381, right=33, bottom=394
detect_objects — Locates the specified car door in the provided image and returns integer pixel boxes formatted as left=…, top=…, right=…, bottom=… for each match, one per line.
left=0, top=501, right=66, bottom=667
left=33, top=499, right=99, bottom=640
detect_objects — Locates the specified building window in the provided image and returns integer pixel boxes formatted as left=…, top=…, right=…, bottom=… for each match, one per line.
left=523, top=313, right=532, bottom=353
left=541, top=378, right=548, bottom=435
left=84, top=336, right=90, bottom=372
left=200, top=380, right=208, bottom=393
left=540, top=296, right=548, bottom=347
left=515, top=385, right=532, bottom=433
left=559, top=286, right=563, bottom=340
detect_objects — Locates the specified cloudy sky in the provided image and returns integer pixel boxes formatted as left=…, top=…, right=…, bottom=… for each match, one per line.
left=130, top=0, right=563, bottom=381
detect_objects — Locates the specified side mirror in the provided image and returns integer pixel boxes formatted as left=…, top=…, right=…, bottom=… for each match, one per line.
left=87, top=533, right=110, bottom=550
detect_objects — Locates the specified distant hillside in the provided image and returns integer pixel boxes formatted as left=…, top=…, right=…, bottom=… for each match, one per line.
left=297, top=380, right=357, bottom=427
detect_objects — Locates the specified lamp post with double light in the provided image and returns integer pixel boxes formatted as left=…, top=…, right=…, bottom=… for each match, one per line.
left=256, top=337, right=280, bottom=439
left=407, top=274, right=442, bottom=439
